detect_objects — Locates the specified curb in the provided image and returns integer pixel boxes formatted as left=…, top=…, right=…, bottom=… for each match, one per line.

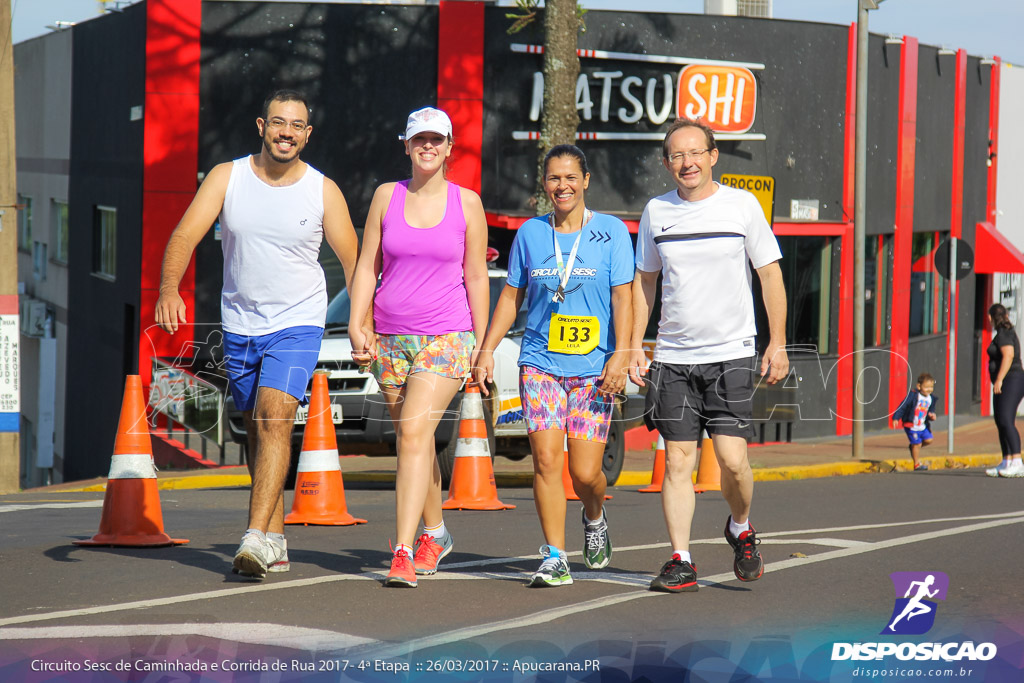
left=46, top=453, right=1004, bottom=493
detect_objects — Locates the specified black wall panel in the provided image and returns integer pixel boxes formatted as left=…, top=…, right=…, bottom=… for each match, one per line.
left=865, top=36, right=900, bottom=237
left=65, top=3, right=147, bottom=480
left=195, top=1, right=439, bottom=326
left=482, top=10, right=848, bottom=220
left=913, top=45, right=955, bottom=235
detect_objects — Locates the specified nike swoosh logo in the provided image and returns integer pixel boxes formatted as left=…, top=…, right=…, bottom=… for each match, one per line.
left=661, top=223, right=680, bottom=232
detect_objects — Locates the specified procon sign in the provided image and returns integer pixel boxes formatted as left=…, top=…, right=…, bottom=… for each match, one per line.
left=677, top=65, right=757, bottom=134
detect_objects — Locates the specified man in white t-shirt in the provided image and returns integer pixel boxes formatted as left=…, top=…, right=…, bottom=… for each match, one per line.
left=155, top=90, right=358, bottom=578
left=629, top=118, right=789, bottom=594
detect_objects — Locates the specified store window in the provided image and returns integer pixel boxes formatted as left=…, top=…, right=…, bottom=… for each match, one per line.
left=52, top=200, right=69, bottom=264
left=18, top=195, right=32, bottom=252
left=865, top=234, right=894, bottom=346
left=93, top=206, right=117, bottom=280
left=909, top=231, right=949, bottom=337
left=33, top=242, right=47, bottom=281
left=777, top=236, right=833, bottom=354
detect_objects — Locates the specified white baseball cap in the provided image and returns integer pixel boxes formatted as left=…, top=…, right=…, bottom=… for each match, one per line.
left=402, top=107, right=453, bottom=140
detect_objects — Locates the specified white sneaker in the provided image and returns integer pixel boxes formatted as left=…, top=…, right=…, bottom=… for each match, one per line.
left=232, top=531, right=284, bottom=578
left=268, top=537, right=290, bottom=573
left=985, top=463, right=1007, bottom=477
left=997, top=460, right=1024, bottom=478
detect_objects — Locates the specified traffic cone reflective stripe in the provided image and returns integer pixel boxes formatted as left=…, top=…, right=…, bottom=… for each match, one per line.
left=296, top=449, right=344, bottom=472
left=107, top=453, right=158, bottom=479
left=286, top=373, right=367, bottom=526
left=443, top=384, right=515, bottom=511
left=693, top=431, right=722, bottom=493
left=75, top=375, right=188, bottom=547
left=638, top=434, right=666, bottom=493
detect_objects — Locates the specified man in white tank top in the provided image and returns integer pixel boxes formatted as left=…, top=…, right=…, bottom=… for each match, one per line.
left=155, top=90, right=359, bottom=578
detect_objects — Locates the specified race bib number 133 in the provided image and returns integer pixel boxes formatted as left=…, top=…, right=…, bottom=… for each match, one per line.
left=548, top=314, right=600, bottom=355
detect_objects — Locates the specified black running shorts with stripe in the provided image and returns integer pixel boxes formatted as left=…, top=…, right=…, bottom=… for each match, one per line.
left=643, top=357, right=756, bottom=442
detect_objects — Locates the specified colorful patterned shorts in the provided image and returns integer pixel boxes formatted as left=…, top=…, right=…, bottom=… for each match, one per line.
left=519, top=365, right=614, bottom=442
left=371, top=331, right=475, bottom=388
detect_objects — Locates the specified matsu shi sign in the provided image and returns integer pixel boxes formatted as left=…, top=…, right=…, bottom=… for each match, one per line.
left=677, top=65, right=757, bottom=134
left=513, top=44, right=765, bottom=142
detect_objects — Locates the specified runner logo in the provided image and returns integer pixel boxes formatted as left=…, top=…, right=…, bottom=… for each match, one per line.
left=882, top=571, right=948, bottom=635
left=832, top=570, right=997, bottom=662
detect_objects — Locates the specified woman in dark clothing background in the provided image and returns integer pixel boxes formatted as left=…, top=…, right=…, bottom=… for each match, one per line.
left=986, top=303, right=1024, bottom=478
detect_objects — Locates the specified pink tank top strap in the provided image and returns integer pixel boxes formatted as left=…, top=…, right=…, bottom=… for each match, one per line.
left=381, top=180, right=409, bottom=231
left=446, top=180, right=462, bottom=220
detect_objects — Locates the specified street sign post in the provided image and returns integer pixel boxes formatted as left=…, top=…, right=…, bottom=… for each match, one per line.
left=935, top=237, right=974, bottom=455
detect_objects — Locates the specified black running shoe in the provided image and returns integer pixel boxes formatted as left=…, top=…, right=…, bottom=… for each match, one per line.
left=648, top=555, right=699, bottom=593
left=724, top=516, right=764, bottom=581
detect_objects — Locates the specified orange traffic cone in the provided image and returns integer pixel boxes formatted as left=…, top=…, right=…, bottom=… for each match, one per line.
left=286, top=373, right=367, bottom=525
left=693, top=431, right=722, bottom=493
left=75, top=376, right=188, bottom=547
left=561, top=435, right=581, bottom=501
left=638, top=433, right=666, bottom=493
left=443, top=384, right=515, bottom=511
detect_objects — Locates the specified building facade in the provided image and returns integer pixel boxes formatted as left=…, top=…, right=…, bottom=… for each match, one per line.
left=14, top=0, right=1024, bottom=481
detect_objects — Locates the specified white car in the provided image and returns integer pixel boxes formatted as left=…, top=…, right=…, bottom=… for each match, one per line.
left=226, top=268, right=644, bottom=486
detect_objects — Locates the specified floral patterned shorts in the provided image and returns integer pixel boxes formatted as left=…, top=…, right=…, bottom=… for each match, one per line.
left=371, top=331, right=475, bottom=388
left=518, top=365, right=613, bottom=442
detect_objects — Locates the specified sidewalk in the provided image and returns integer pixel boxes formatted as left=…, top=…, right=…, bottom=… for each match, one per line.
left=29, top=417, right=1008, bottom=495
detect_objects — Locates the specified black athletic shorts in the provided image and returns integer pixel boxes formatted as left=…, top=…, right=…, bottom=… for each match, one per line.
left=643, top=357, right=756, bottom=442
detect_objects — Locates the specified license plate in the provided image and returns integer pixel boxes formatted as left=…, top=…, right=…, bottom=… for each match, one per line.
left=295, top=404, right=343, bottom=425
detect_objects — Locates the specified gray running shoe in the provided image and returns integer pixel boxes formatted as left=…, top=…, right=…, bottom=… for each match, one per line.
left=232, top=530, right=284, bottom=579
left=529, top=545, right=573, bottom=587
left=582, top=508, right=612, bottom=569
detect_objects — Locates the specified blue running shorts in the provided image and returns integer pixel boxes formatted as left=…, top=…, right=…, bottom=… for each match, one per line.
left=223, top=326, right=324, bottom=411
left=904, top=427, right=933, bottom=446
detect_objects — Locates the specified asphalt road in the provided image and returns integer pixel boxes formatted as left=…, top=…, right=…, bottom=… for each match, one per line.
left=1, top=468, right=1022, bottom=682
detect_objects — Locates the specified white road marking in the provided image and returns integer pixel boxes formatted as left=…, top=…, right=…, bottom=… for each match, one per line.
left=0, top=501, right=103, bottom=513
left=0, top=623, right=376, bottom=651
left=763, top=509, right=1024, bottom=536
left=350, top=514, right=1024, bottom=659
left=763, top=538, right=869, bottom=548
left=3, top=511, right=1022, bottom=650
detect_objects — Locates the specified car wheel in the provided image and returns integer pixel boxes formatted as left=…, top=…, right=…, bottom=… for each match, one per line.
left=602, top=405, right=625, bottom=486
left=437, top=396, right=496, bottom=489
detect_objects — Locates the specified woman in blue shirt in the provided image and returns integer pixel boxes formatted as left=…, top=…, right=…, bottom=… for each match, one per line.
left=474, top=145, right=634, bottom=586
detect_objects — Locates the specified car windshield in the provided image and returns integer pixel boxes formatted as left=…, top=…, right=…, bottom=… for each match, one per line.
left=324, top=271, right=527, bottom=336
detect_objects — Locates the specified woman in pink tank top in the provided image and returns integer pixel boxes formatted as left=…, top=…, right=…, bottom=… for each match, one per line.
left=348, top=107, right=489, bottom=587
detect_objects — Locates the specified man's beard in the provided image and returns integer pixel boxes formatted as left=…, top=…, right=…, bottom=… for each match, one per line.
left=263, top=134, right=301, bottom=163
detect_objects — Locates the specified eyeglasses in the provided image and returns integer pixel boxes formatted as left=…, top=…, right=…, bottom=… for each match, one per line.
left=667, top=149, right=711, bottom=163
left=265, top=117, right=308, bottom=133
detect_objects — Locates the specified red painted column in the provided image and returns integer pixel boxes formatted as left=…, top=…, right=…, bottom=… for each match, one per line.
left=945, top=49, right=967, bottom=415
left=835, top=23, right=858, bottom=435
left=887, top=37, right=919, bottom=417
left=437, top=1, right=485, bottom=193
left=139, top=0, right=202, bottom=386
left=981, top=57, right=1001, bottom=416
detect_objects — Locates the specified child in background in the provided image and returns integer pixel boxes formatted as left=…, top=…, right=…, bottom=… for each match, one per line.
left=893, top=373, right=940, bottom=471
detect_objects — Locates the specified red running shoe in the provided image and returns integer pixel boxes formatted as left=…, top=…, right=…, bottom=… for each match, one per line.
left=384, top=548, right=417, bottom=587
left=414, top=531, right=454, bottom=575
